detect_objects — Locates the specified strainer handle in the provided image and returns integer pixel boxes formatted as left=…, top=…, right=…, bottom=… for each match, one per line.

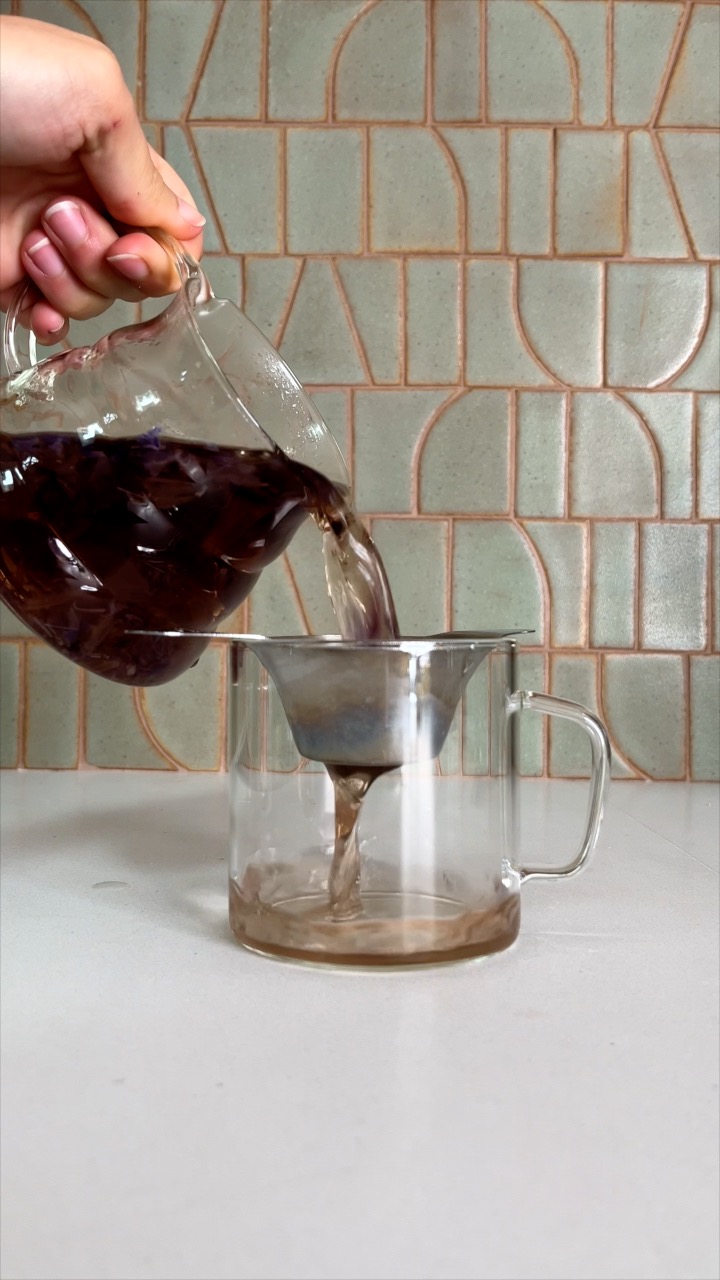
left=2, top=229, right=207, bottom=377
left=507, top=691, right=611, bottom=882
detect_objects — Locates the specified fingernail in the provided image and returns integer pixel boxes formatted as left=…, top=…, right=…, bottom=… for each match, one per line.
left=25, top=237, right=65, bottom=279
left=106, top=253, right=150, bottom=282
left=177, top=198, right=206, bottom=229
left=44, top=200, right=88, bottom=249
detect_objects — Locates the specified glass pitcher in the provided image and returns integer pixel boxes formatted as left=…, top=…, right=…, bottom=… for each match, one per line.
left=226, top=635, right=611, bottom=967
left=0, top=234, right=347, bottom=685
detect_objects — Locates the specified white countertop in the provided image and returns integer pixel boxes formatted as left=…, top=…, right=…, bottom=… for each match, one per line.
left=1, top=772, right=718, bottom=1280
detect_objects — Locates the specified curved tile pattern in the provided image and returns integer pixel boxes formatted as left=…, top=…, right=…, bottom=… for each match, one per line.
left=603, top=655, right=686, bottom=780
left=144, top=0, right=216, bottom=120
left=452, top=521, right=545, bottom=644
left=420, top=391, right=510, bottom=514
left=334, top=0, right=426, bottom=121
left=625, top=393, right=693, bottom=518
left=268, top=0, right=365, bottom=120
left=571, top=393, right=658, bottom=517
left=370, top=128, right=460, bottom=250
left=606, top=264, right=708, bottom=388
left=336, top=260, right=402, bottom=384
left=544, top=0, right=607, bottom=125
left=487, top=0, right=573, bottom=122
left=143, top=649, right=224, bottom=771
left=519, top=262, right=603, bottom=387
left=439, top=129, right=501, bottom=252
left=467, top=261, right=552, bottom=386
left=674, top=265, right=720, bottom=392
left=191, top=0, right=262, bottom=119
left=525, top=522, right=586, bottom=647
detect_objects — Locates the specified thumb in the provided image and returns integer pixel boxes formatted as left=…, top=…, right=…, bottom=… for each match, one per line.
left=79, top=89, right=205, bottom=239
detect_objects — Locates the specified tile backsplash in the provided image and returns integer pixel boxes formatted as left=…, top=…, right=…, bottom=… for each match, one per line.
left=1, top=0, right=718, bottom=780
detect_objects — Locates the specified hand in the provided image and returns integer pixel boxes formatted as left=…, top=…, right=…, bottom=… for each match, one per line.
left=0, top=15, right=205, bottom=343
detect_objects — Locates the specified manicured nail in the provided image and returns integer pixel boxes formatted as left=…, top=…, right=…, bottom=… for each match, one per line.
left=47, top=316, right=66, bottom=334
left=44, top=200, right=88, bottom=249
left=177, top=198, right=206, bottom=229
left=25, top=237, right=65, bottom=279
left=106, top=253, right=150, bottom=281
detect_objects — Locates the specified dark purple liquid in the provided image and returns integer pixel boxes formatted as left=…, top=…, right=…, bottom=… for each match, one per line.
left=0, top=431, right=396, bottom=685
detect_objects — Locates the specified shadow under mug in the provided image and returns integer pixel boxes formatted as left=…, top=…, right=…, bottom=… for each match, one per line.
left=224, top=635, right=611, bottom=967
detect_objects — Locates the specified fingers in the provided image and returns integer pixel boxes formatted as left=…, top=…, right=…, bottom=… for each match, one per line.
left=78, top=66, right=206, bottom=243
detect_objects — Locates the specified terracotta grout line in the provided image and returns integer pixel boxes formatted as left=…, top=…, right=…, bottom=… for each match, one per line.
left=282, top=555, right=313, bottom=635
left=621, top=130, right=629, bottom=255
left=703, top=522, right=712, bottom=651
left=652, top=131, right=697, bottom=260
left=458, top=258, right=466, bottom=385
left=182, top=123, right=232, bottom=255
left=401, top=257, right=409, bottom=386
left=511, top=260, right=567, bottom=387
left=692, top=391, right=700, bottom=517
left=534, top=0, right=580, bottom=124
left=182, top=0, right=225, bottom=122
left=600, top=260, right=608, bottom=387
left=273, top=257, right=305, bottom=348
left=329, top=260, right=374, bottom=382
left=563, top=391, right=571, bottom=519
left=508, top=390, right=517, bottom=518
left=222, top=249, right=720, bottom=263
left=649, top=1, right=693, bottom=129
left=347, top=390, right=355, bottom=484
left=431, top=129, right=467, bottom=251
left=500, top=128, right=508, bottom=255
left=550, top=127, right=557, bottom=255
left=362, top=128, right=370, bottom=254
left=445, top=519, right=455, bottom=631
left=479, top=0, right=487, bottom=123
left=279, top=126, right=287, bottom=255
left=425, top=0, right=433, bottom=125
left=134, top=689, right=186, bottom=771
left=614, top=392, right=663, bottom=511
left=16, top=640, right=28, bottom=769
left=607, top=1, right=615, bottom=126
left=138, top=0, right=148, bottom=121
left=159, top=118, right=720, bottom=133
left=261, top=0, right=270, bottom=122
left=411, top=390, right=464, bottom=513
left=683, top=652, right=692, bottom=779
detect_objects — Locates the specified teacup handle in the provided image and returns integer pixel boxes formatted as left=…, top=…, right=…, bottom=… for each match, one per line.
left=2, top=229, right=206, bottom=376
left=507, top=691, right=611, bottom=882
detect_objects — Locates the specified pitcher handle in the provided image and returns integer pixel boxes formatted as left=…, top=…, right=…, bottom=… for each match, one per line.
left=2, top=230, right=207, bottom=377
left=507, top=690, right=611, bottom=883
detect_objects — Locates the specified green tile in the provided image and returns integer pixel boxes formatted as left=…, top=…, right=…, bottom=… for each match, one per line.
left=420, top=391, right=510, bottom=514
left=143, top=647, right=223, bottom=770
left=714, top=526, right=720, bottom=652
left=571, top=393, right=657, bottom=517
left=603, top=655, right=685, bottom=779
left=280, top=262, right=365, bottom=384
left=433, top=0, right=481, bottom=122
left=203, top=257, right=243, bottom=307
left=466, top=261, right=549, bottom=386
left=354, top=390, right=447, bottom=514
left=613, top=0, right=682, bottom=125
left=627, top=131, right=688, bottom=259
left=513, top=652, right=546, bottom=778
left=606, top=264, right=707, bottom=389
left=0, top=643, right=19, bottom=769
left=690, top=658, right=720, bottom=782
left=675, top=264, right=719, bottom=392
left=86, top=677, right=171, bottom=770
left=191, top=0, right=262, bottom=119
left=440, top=129, right=501, bottom=252
left=625, top=393, right=693, bottom=518
left=145, top=0, right=216, bottom=119
left=370, top=519, right=447, bottom=635
left=487, top=0, right=573, bottom=122
left=25, top=646, right=79, bottom=769
left=0, top=603, right=31, bottom=639
left=519, top=261, right=602, bottom=388
left=287, top=129, right=362, bottom=253
left=244, top=258, right=299, bottom=342
left=268, top=0, right=364, bottom=121
left=550, top=655, right=598, bottom=779
left=508, top=130, right=552, bottom=255
left=525, top=522, right=586, bottom=648
left=591, top=523, right=636, bottom=649
left=193, top=127, right=280, bottom=253
left=544, top=1, right=607, bottom=125
left=556, top=131, right=624, bottom=255
left=698, top=395, right=720, bottom=520
left=661, top=4, right=719, bottom=127
left=335, top=0, right=425, bottom=121
left=661, top=133, right=720, bottom=258
left=462, top=658, right=489, bottom=776
left=407, top=260, right=460, bottom=385
left=453, top=522, right=543, bottom=643
left=516, top=392, right=566, bottom=518
left=641, top=524, right=707, bottom=650
left=336, top=260, right=402, bottom=384
left=370, top=128, right=459, bottom=251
